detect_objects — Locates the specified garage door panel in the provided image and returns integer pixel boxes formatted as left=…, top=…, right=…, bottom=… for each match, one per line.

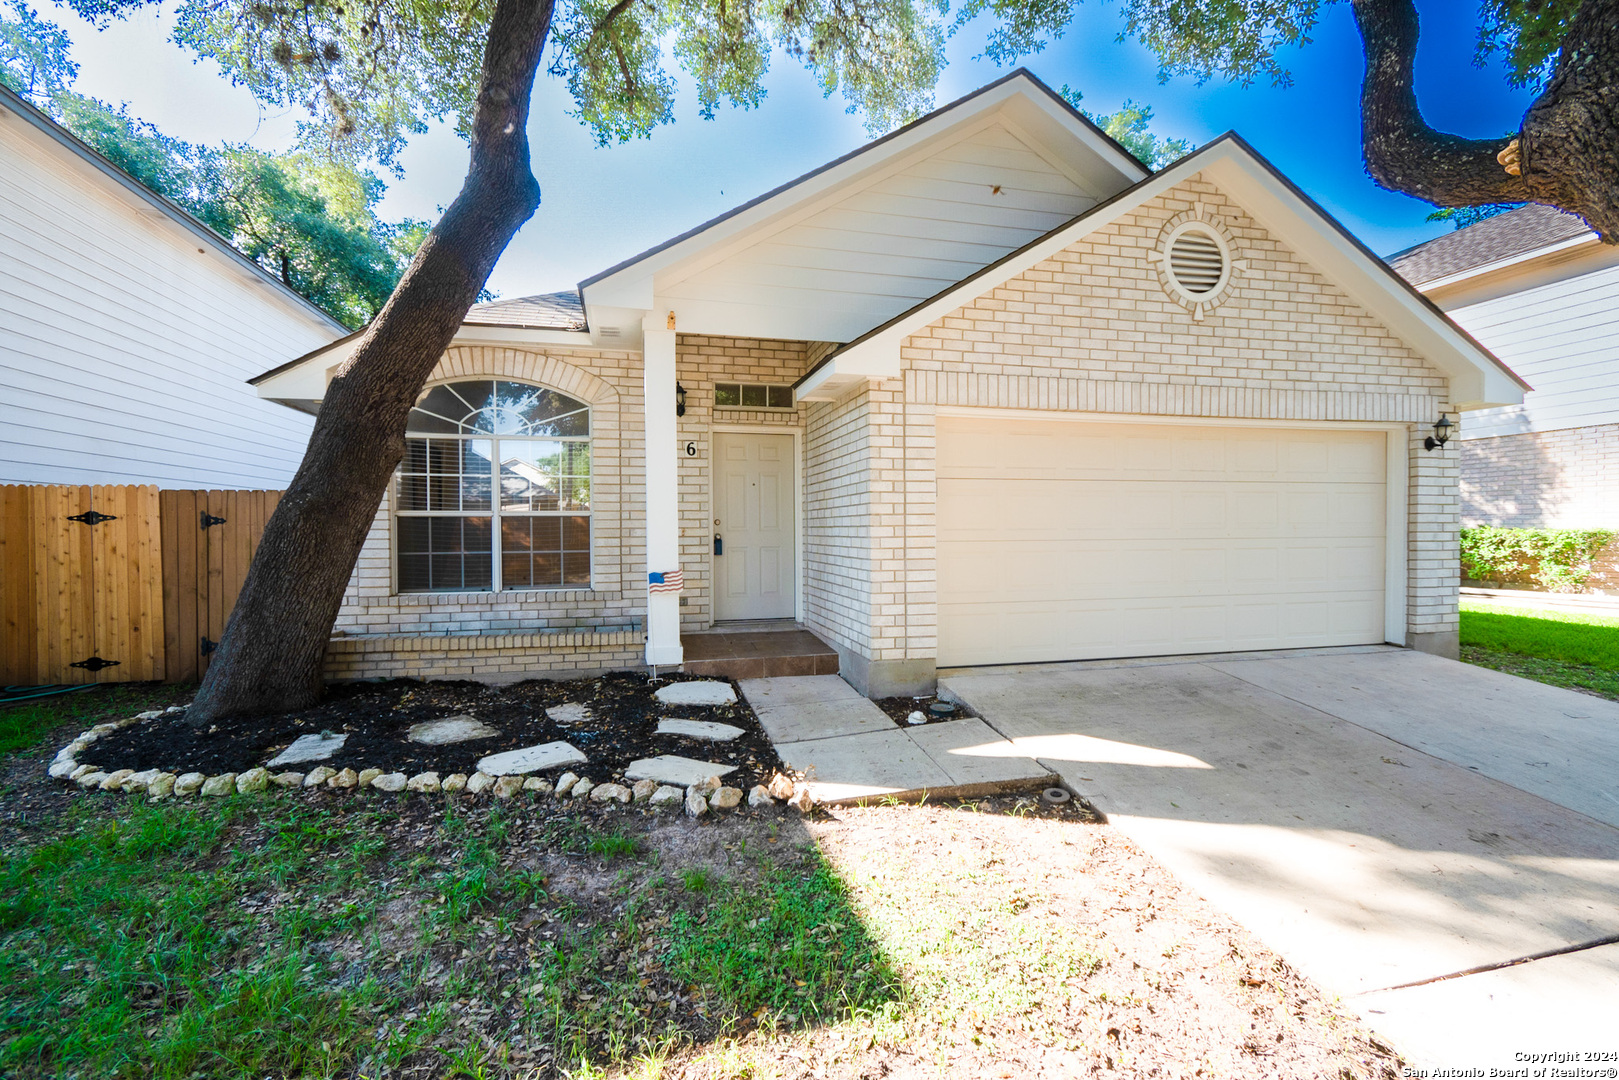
left=936, top=417, right=1390, bottom=666
left=939, top=480, right=1384, bottom=542
left=940, top=538, right=1385, bottom=601
left=940, top=418, right=1387, bottom=484
left=940, top=592, right=1385, bottom=666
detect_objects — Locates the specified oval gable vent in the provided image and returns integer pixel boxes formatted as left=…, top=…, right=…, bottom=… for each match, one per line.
left=1168, top=229, right=1226, bottom=294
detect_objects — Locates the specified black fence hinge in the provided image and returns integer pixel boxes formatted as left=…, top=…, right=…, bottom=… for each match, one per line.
left=70, top=656, right=120, bottom=672
left=67, top=510, right=117, bottom=526
left=200, top=637, right=218, bottom=656
left=201, top=512, right=228, bottom=530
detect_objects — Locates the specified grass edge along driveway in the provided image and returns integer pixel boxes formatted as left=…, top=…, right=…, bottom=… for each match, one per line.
left=1460, top=598, right=1619, bottom=699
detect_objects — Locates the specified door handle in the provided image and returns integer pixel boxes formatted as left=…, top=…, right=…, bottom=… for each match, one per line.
left=714, top=535, right=723, bottom=556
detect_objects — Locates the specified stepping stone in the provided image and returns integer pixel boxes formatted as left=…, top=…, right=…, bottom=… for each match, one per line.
left=622, top=755, right=737, bottom=787
left=656, top=718, right=745, bottom=742
left=655, top=681, right=737, bottom=707
left=476, top=741, right=587, bottom=776
left=546, top=702, right=590, bottom=725
left=267, top=731, right=347, bottom=767
left=408, top=715, right=501, bottom=745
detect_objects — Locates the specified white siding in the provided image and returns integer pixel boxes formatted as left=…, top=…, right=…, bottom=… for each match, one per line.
left=1448, top=261, right=1619, bottom=439
left=660, top=120, right=1104, bottom=342
left=0, top=108, right=340, bottom=488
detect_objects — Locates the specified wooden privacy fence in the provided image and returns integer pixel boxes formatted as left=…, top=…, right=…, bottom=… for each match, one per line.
left=0, top=485, right=281, bottom=685
left=159, top=488, right=282, bottom=683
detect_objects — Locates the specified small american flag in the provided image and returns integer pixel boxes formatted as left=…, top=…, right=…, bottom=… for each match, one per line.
left=648, top=569, right=684, bottom=594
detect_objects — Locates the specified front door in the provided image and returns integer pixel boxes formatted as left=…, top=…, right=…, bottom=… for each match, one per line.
left=714, top=431, right=796, bottom=621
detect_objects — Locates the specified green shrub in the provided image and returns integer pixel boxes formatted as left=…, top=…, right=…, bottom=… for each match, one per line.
left=1459, top=527, right=1615, bottom=592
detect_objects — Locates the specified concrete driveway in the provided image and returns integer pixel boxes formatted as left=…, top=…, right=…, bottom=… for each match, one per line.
left=941, top=646, right=1619, bottom=1070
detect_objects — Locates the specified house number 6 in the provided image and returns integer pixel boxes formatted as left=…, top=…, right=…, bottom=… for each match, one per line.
left=685, top=442, right=697, bottom=457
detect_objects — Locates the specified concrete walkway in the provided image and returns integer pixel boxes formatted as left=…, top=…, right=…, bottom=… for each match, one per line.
left=738, top=675, right=1053, bottom=803
left=941, top=646, right=1619, bottom=1070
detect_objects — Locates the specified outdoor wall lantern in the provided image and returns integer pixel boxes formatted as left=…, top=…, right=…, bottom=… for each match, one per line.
left=1424, top=415, right=1453, bottom=451
left=675, top=383, right=687, bottom=417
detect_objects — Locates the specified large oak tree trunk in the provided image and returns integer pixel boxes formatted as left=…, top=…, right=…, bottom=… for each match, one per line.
left=187, top=0, right=555, bottom=723
left=1352, top=0, right=1619, bottom=241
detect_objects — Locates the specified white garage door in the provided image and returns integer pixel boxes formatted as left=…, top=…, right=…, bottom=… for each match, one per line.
left=936, top=416, right=1389, bottom=667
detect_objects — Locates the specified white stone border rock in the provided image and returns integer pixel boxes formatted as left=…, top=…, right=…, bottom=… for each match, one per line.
left=48, top=709, right=815, bottom=817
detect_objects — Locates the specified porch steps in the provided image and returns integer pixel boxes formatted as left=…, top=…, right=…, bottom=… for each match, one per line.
left=681, top=624, right=839, bottom=680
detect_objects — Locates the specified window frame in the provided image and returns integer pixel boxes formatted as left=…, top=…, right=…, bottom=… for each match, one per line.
left=713, top=382, right=795, bottom=410
left=394, top=379, right=594, bottom=595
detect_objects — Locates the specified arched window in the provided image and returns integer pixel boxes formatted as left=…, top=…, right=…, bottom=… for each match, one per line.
left=396, top=379, right=591, bottom=592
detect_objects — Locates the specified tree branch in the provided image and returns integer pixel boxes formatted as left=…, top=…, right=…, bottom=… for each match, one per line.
left=585, top=0, right=636, bottom=53
left=1350, top=0, right=1530, bottom=208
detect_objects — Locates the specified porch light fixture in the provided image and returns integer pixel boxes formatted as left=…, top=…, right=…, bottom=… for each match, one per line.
left=675, top=382, right=687, bottom=417
left=1424, top=415, right=1453, bottom=451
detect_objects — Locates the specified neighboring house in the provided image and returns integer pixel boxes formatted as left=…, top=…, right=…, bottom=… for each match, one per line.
left=1389, top=205, right=1619, bottom=533
left=254, top=71, right=1524, bottom=695
left=0, top=82, right=345, bottom=489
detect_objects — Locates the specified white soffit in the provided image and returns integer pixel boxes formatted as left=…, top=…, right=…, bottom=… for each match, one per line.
left=579, top=71, right=1148, bottom=343
left=250, top=325, right=597, bottom=406
left=809, top=136, right=1527, bottom=411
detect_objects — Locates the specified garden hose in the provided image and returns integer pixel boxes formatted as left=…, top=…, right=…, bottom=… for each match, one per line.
left=0, top=684, right=100, bottom=706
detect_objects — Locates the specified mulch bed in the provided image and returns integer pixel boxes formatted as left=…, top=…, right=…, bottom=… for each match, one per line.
left=82, top=672, right=785, bottom=788
left=872, top=693, right=977, bottom=727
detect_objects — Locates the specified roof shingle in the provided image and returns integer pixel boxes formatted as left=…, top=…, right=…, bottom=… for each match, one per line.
left=465, top=290, right=587, bottom=331
left=1387, top=204, right=1592, bottom=287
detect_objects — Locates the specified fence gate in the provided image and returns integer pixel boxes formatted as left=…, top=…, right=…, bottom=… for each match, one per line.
left=0, top=485, right=165, bottom=684
left=160, top=489, right=282, bottom=683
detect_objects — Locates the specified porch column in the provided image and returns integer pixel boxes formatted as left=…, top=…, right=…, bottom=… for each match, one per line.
left=642, top=321, right=684, bottom=667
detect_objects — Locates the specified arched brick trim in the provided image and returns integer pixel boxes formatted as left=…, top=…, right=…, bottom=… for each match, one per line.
left=429, top=346, right=621, bottom=406
left=1154, top=204, right=1245, bottom=319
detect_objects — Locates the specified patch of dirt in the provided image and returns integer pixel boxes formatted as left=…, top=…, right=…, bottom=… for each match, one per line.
left=872, top=693, right=976, bottom=726
left=665, top=799, right=1405, bottom=1080
left=78, top=672, right=785, bottom=788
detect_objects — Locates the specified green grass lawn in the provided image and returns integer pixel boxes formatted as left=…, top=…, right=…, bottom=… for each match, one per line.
left=0, top=683, right=189, bottom=756
left=0, top=685, right=902, bottom=1078
left=1459, top=599, right=1619, bottom=698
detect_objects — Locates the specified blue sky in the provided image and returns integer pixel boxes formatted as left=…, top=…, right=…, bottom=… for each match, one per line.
left=47, top=0, right=1537, bottom=300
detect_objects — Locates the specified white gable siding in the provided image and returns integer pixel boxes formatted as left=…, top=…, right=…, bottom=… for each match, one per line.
left=660, top=120, right=1105, bottom=341
left=0, top=109, right=339, bottom=488
left=1448, top=261, right=1619, bottom=439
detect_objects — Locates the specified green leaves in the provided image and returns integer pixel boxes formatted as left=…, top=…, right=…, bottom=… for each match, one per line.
left=206, top=148, right=430, bottom=328
left=1459, top=526, right=1616, bottom=593
left=0, top=0, right=75, bottom=98
left=1059, top=85, right=1194, bottom=169
left=163, top=0, right=492, bottom=167
left=1475, top=0, right=1582, bottom=89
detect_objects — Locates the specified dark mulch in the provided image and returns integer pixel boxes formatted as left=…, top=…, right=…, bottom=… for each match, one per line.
left=79, top=672, right=785, bottom=787
left=872, top=693, right=977, bottom=727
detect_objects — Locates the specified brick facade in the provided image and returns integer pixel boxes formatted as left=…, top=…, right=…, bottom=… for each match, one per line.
left=325, top=337, right=823, bottom=680
left=673, top=336, right=825, bottom=629
left=1462, top=424, right=1619, bottom=530
left=806, top=175, right=1460, bottom=689
left=327, top=173, right=1468, bottom=686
